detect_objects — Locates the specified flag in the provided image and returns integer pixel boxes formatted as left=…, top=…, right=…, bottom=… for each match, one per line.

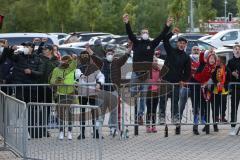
left=0, top=15, right=4, bottom=29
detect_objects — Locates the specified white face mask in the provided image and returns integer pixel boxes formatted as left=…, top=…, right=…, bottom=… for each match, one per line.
left=142, top=33, right=149, bottom=40
left=23, top=47, right=30, bottom=55
left=106, top=55, right=113, bottom=62
left=233, top=49, right=240, bottom=58
left=0, top=46, right=3, bottom=54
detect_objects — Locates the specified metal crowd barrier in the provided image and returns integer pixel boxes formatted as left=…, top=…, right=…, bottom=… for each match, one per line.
left=1, top=82, right=240, bottom=159
left=120, top=82, right=240, bottom=136
left=25, top=103, right=103, bottom=160
left=0, top=90, right=27, bottom=157
left=0, top=83, right=119, bottom=160
left=0, top=90, right=5, bottom=138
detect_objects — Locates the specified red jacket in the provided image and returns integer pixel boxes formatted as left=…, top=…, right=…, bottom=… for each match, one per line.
left=193, top=52, right=216, bottom=84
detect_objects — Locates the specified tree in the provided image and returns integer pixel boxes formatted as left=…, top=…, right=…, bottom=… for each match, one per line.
left=47, top=0, right=73, bottom=32
left=4, top=0, right=48, bottom=32
left=213, top=0, right=238, bottom=17
left=168, top=0, right=188, bottom=31
left=134, top=0, right=169, bottom=37
left=197, top=0, right=217, bottom=32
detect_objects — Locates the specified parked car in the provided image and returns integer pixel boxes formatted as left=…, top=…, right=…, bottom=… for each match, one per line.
left=203, top=29, right=240, bottom=48
left=58, top=47, right=85, bottom=57
left=60, top=41, right=88, bottom=48
left=0, top=33, right=59, bottom=46
left=48, top=33, right=69, bottom=40
left=198, top=35, right=213, bottom=41
left=215, top=44, right=235, bottom=64
left=171, top=33, right=209, bottom=41
left=156, top=39, right=216, bottom=60
left=63, top=32, right=113, bottom=44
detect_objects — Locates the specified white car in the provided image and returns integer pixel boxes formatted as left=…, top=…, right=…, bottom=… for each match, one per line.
left=0, top=33, right=59, bottom=46
left=60, top=41, right=88, bottom=48
left=48, top=33, right=69, bottom=40
left=198, top=35, right=213, bottom=41
left=215, top=44, right=235, bottom=64
left=203, top=29, right=240, bottom=48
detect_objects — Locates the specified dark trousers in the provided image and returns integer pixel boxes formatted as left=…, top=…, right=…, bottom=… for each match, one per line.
left=189, top=83, right=201, bottom=117
left=159, top=85, right=180, bottom=122
left=38, top=86, right=53, bottom=125
left=231, top=87, right=240, bottom=127
left=189, top=83, right=211, bottom=125
left=16, top=86, right=47, bottom=138
left=211, top=94, right=227, bottom=123
left=146, top=92, right=159, bottom=126
left=79, top=97, right=98, bottom=136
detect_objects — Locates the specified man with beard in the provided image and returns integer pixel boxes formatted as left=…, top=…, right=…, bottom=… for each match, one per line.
left=160, top=28, right=191, bottom=135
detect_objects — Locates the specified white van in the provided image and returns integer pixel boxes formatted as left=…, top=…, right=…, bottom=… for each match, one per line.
left=0, top=33, right=59, bottom=46
left=204, top=29, right=240, bottom=48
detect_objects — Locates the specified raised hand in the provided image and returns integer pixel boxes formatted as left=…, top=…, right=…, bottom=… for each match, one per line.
left=172, top=27, right=180, bottom=34
left=166, top=17, right=174, bottom=27
left=123, top=13, right=129, bottom=23
left=85, top=43, right=94, bottom=55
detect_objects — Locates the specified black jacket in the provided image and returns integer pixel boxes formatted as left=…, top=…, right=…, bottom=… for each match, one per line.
left=227, top=56, right=240, bottom=89
left=227, top=56, right=240, bottom=82
left=126, top=22, right=170, bottom=72
left=91, top=53, right=129, bottom=91
left=0, top=47, right=13, bottom=83
left=39, top=55, right=59, bottom=83
left=6, top=50, right=43, bottom=84
left=162, top=33, right=191, bottom=83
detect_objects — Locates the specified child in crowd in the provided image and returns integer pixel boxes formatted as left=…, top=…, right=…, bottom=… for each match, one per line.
left=211, top=56, right=231, bottom=132
left=191, top=49, right=217, bottom=135
left=146, top=57, right=162, bottom=133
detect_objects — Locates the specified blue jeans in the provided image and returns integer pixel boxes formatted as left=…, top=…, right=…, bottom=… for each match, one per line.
left=179, top=87, right=191, bottom=120
left=130, top=72, right=148, bottom=116
left=159, top=85, right=180, bottom=122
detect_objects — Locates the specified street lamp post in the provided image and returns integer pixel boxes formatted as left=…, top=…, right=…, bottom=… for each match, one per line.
left=190, top=0, right=194, bottom=32
left=225, top=0, right=227, bottom=23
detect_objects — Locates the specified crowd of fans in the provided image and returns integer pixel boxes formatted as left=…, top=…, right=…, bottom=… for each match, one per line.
left=0, top=14, right=240, bottom=140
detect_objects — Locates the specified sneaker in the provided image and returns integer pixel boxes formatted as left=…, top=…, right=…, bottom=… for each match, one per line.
left=67, top=132, right=72, bottom=140
left=151, top=126, right=157, bottom=133
left=175, top=125, right=181, bottom=135
left=213, top=124, right=219, bottom=132
left=205, top=125, right=210, bottom=134
left=229, top=127, right=236, bottom=136
left=77, top=134, right=85, bottom=140
left=193, top=125, right=200, bottom=135
left=138, top=116, right=144, bottom=125
left=28, top=132, right=31, bottom=140
left=202, top=126, right=206, bottom=132
left=159, top=117, right=166, bottom=125
left=58, top=132, right=64, bottom=140
left=146, top=126, right=152, bottom=133
left=110, top=128, right=117, bottom=138
left=221, top=118, right=228, bottom=123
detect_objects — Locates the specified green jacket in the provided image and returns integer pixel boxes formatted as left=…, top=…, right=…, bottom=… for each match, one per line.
left=50, top=60, right=77, bottom=95
left=39, top=55, right=59, bottom=83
